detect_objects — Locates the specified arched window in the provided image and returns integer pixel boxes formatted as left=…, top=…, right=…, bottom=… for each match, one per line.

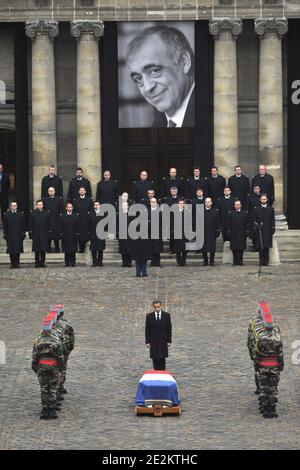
left=0, top=80, right=6, bottom=105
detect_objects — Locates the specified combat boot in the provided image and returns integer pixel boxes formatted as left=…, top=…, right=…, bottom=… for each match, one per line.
left=40, top=407, right=49, bottom=420
left=48, top=407, right=58, bottom=419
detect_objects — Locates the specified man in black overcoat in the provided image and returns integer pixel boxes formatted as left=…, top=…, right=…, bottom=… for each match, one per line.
left=192, top=188, right=205, bottom=232
left=42, top=186, right=64, bottom=252
left=60, top=202, right=79, bottom=267
left=41, top=165, right=63, bottom=199
left=202, top=197, right=220, bottom=266
left=227, top=200, right=249, bottom=266
left=0, top=163, right=10, bottom=222
left=148, top=198, right=163, bottom=267
left=171, top=200, right=190, bottom=267
left=117, top=201, right=132, bottom=267
left=217, top=187, right=236, bottom=242
left=129, top=206, right=152, bottom=277
left=247, top=184, right=261, bottom=249
left=29, top=200, right=50, bottom=268
left=206, top=166, right=226, bottom=206
left=73, top=187, right=93, bottom=253
left=251, top=165, right=275, bottom=206
left=164, top=186, right=179, bottom=207
left=253, top=194, right=275, bottom=266
left=228, top=165, right=250, bottom=209
left=3, top=201, right=26, bottom=268
left=145, top=300, right=172, bottom=371
left=95, top=170, right=118, bottom=206
left=132, top=170, right=155, bottom=203
left=89, top=201, right=106, bottom=267
left=67, top=167, right=92, bottom=202
left=187, top=167, right=207, bottom=202
left=162, top=167, right=184, bottom=199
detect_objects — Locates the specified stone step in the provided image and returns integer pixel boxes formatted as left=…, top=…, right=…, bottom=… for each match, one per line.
left=1, top=229, right=300, bottom=264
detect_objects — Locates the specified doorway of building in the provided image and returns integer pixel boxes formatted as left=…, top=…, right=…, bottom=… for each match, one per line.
left=0, top=129, right=16, bottom=192
left=121, top=128, right=193, bottom=196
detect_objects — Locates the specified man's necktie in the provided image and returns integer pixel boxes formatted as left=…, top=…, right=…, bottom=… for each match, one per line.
left=168, top=119, right=177, bottom=128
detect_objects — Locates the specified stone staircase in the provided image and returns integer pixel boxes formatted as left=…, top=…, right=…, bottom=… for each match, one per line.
left=0, top=224, right=300, bottom=266
left=274, top=229, right=300, bottom=263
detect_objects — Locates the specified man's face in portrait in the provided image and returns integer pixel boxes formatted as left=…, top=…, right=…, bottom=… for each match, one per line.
left=128, top=34, right=192, bottom=117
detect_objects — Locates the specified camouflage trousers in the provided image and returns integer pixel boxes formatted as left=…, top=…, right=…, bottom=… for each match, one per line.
left=37, top=365, right=59, bottom=408
left=61, top=353, right=69, bottom=385
left=258, top=367, right=281, bottom=404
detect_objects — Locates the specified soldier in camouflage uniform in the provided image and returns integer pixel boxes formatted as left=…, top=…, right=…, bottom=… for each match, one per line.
left=247, top=302, right=269, bottom=394
left=253, top=313, right=284, bottom=418
left=55, top=304, right=75, bottom=394
left=47, top=309, right=69, bottom=403
left=32, top=318, right=64, bottom=420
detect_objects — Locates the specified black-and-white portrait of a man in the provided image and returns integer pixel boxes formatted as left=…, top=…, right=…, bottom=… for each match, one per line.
left=118, top=22, right=195, bottom=128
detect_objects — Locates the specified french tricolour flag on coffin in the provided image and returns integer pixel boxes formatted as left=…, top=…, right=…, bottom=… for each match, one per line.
left=136, top=370, right=181, bottom=406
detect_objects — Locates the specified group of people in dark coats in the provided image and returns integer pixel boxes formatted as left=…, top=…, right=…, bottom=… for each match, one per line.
left=2, top=163, right=276, bottom=270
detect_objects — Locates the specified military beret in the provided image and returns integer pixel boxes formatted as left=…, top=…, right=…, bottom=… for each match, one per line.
left=41, top=320, right=53, bottom=331
left=46, top=311, right=59, bottom=323
left=55, top=304, right=64, bottom=314
left=263, top=313, right=273, bottom=329
left=258, top=302, right=268, bottom=315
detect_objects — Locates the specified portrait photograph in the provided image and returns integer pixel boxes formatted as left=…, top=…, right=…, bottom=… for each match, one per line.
left=118, top=21, right=195, bottom=128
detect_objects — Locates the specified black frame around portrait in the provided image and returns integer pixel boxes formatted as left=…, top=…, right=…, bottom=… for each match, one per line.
left=101, top=20, right=214, bottom=187
left=287, top=19, right=300, bottom=228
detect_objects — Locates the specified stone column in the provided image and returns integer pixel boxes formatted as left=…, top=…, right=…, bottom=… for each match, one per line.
left=25, top=19, right=59, bottom=204
left=254, top=18, right=288, bottom=215
left=71, top=20, right=104, bottom=198
left=209, top=18, right=243, bottom=180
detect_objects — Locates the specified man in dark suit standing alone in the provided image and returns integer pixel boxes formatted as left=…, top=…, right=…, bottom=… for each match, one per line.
left=0, top=163, right=10, bottom=223
left=145, top=300, right=172, bottom=371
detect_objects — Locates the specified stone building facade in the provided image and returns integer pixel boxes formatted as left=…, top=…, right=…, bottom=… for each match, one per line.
left=0, top=1, right=299, bottom=225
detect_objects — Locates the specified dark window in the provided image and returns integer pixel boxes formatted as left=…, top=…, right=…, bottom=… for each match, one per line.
left=34, top=0, right=50, bottom=7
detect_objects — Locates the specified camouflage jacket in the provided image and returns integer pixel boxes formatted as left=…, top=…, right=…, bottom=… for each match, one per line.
left=32, top=332, right=64, bottom=372
left=247, top=316, right=263, bottom=359
left=253, top=326, right=284, bottom=370
left=52, top=321, right=69, bottom=355
left=60, top=318, right=75, bottom=352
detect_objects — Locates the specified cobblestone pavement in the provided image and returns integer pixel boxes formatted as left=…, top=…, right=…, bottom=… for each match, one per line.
left=0, top=262, right=300, bottom=450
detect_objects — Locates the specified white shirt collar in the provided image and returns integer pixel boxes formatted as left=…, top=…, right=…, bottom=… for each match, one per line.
left=165, top=82, right=195, bottom=127
left=261, top=204, right=267, bottom=208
